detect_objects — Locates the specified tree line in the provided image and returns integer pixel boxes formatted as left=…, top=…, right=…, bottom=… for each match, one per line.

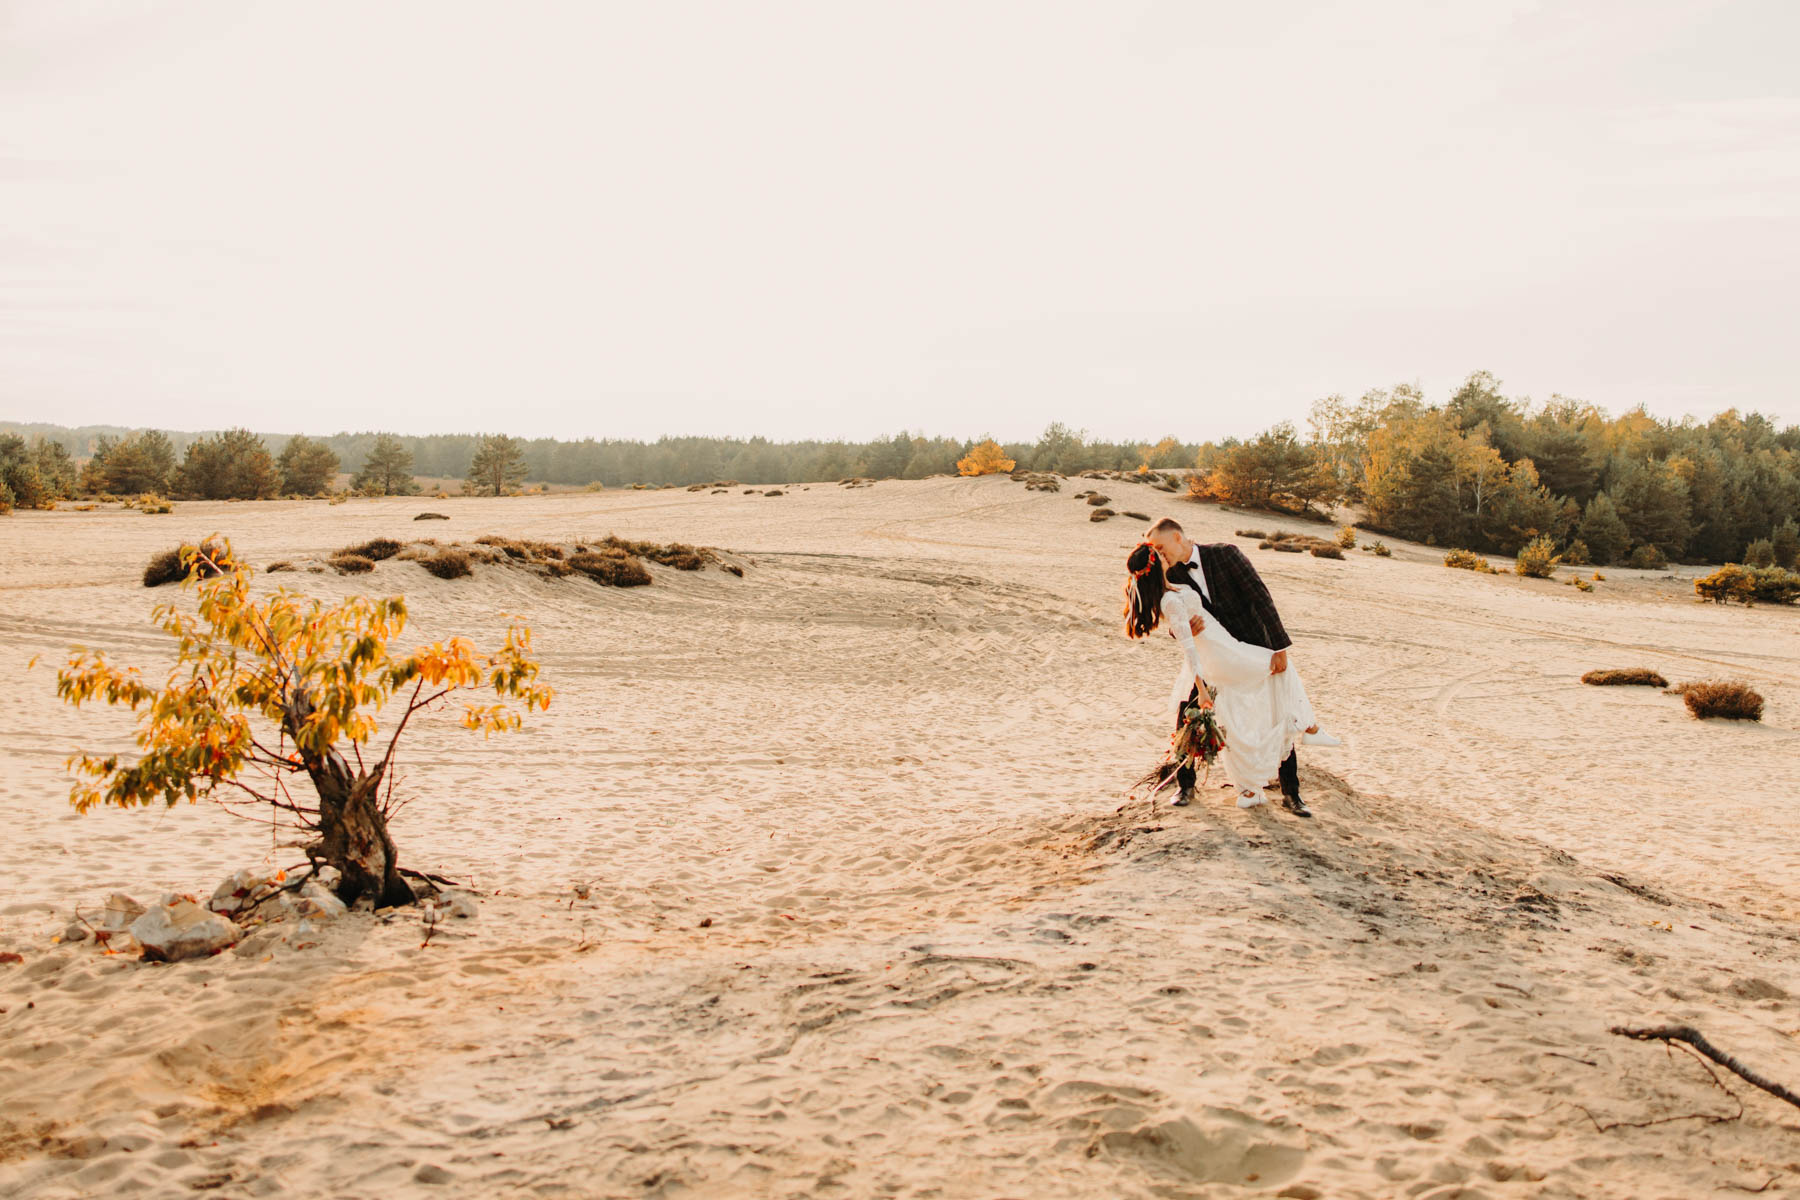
left=6, top=373, right=1798, bottom=567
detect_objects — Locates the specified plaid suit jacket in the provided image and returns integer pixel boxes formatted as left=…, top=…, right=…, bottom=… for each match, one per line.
left=1171, top=543, right=1292, bottom=652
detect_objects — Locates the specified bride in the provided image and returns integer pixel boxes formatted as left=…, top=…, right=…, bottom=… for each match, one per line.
left=1124, top=542, right=1332, bottom=812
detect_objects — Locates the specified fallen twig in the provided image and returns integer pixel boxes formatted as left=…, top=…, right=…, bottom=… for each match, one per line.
left=1611, top=1025, right=1800, bottom=1111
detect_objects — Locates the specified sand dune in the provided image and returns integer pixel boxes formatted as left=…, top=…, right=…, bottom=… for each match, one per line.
left=3, top=476, right=1798, bottom=1198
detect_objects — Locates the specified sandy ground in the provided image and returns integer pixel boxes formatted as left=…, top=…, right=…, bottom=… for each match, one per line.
left=2, top=475, right=1798, bottom=1199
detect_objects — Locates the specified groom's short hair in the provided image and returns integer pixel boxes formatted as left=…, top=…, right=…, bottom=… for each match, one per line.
left=1147, top=517, right=1183, bottom=537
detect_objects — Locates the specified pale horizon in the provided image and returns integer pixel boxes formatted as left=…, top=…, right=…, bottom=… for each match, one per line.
left=3, top=1, right=1796, bottom=443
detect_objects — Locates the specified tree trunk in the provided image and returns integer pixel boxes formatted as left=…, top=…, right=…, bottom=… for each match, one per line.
left=310, top=760, right=413, bottom=908
left=287, top=698, right=414, bottom=908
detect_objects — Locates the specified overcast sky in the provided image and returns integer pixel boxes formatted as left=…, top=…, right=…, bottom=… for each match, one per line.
left=2, top=1, right=1795, bottom=443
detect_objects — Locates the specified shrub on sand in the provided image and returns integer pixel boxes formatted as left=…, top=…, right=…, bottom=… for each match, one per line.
left=1560, top=538, right=1592, bottom=566
left=1444, top=548, right=1497, bottom=573
left=1676, top=680, right=1764, bottom=721
left=1089, top=508, right=1115, bottom=522
left=1262, top=540, right=1303, bottom=552
left=1582, top=669, right=1669, bottom=688
left=1628, top=544, right=1668, bottom=570
left=569, top=550, right=652, bottom=587
left=144, top=540, right=234, bottom=588
left=1695, top=564, right=1800, bottom=606
left=1310, top=544, right=1343, bottom=559
left=266, top=561, right=295, bottom=573
left=1515, top=535, right=1557, bottom=579
left=1336, top=526, right=1357, bottom=550
left=1363, top=540, right=1392, bottom=557
left=338, top=537, right=402, bottom=561
left=330, top=553, right=376, bottom=574
left=1086, top=494, right=1110, bottom=507
left=418, top=549, right=472, bottom=580
left=1121, top=510, right=1149, bottom=522
left=414, top=512, right=449, bottom=521
left=1235, top=529, right=1266, bottom=539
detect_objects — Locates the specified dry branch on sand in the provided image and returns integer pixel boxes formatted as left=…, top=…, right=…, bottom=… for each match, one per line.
left=1611, top=1025, right=1800, bottom=1112
left=1581, top=669, right=1669, bottom=688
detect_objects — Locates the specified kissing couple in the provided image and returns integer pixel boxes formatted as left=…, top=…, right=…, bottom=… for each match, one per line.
left=1125, top=517, right=1339, bottom=817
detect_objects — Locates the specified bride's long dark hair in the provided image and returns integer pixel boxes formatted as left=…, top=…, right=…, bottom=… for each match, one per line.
left=1124, top=543, right=1166, bottom=639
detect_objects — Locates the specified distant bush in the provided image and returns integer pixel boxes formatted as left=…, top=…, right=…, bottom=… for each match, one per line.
left=569, top=550, right=652, bottom=586
left=1694, top=563, right=1800, bottom=606
left=765, top=489, right=785, bottom=497
left=1572, top=578, right=1594, bottom=591
left=415, top=512, right=449, bottom=521
left=1744, top=538, right=1775, bottom=568
left=956, top=439, right=1015, bottom=476
left=1089, top=508, right=1115, bottom=522
left=338, top=537, right=402, bottom=561
left=419, top=550, right=472, bottom=580
left=139, top=496, right=173, bottom=514
left=1774, top=519, right=1800, bottom=569
left=1582, top=669, right=1668, bottom=688
left=1560, top=539, right=1591, bottom=565
left=330, top=554, right=376, bottom=574
left=1263, top=540, right=1303, bottom=552
left=1235, top=529, right=1266, bottom=539
left=1628, top=544, right=1668, bottom=570
left=266, top=561, right=295, bottom=573
left=1515, top=535, right=1557, bottom=578
left=1444, top=548, right=1497, bottom=573
left=1677, top=680, right=1764, bottom=721
left=1363, top=540, right=1392, bottom=557
left=1121, top=510, right=1149, bottom=522
left=144, top=540, right=234, bottom=588
left=1086, top=494, right=1110, bottom=507
left=1593, top=571, right=1605, bottom=580
left=1310, top=544, right=1343, bottom=559
left=1336, top=526, right=1356, bottom=550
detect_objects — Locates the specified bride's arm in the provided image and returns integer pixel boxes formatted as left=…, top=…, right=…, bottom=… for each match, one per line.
left=1160, top=593, right=1211, bottom=697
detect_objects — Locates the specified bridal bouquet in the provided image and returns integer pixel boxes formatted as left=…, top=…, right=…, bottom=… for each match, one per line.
left=1136, top=687, right=1226, bottom=798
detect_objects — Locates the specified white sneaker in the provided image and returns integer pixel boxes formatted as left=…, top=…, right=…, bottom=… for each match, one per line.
left=1237, top=791, right=1265, bottom=809
left=1301, top=730, right=1342, bottom=748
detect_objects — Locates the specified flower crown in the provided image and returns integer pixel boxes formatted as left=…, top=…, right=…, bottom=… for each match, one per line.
left=1130, top=543, right=1160, bottom=578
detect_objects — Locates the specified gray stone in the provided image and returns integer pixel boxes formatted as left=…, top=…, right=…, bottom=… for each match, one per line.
left=99, top=893, right=145, bottom=932
left=130, top=899, right=242, bottom=962
left=299, top=880, right=348, bottom=919
left=60, top=921, right=90, bottom=943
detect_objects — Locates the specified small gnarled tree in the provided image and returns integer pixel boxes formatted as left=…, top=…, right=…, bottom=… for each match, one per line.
left=52, top=539, right=552, bottom=906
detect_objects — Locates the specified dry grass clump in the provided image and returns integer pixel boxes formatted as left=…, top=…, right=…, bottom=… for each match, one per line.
left=1336, top=526, right=1357, bottom=549
left=329, top=553, right=376, bottom=574
left=1235, top=528, right=1267, bottom=539
left=1120, top=510, right=1149, bottom=522
left=1085, top=494, right=1111, bottom=507
left=1264, top=540, right=1304, bottom=552
left=1310, top=544, right=1344, bottom=559
left=764, top=489, right=785, bottom=497
left=1009, top=469, right=1062, bottom=492
left=418, top=549, right=472, bottom=579
left=1088, top=508, right=1115, bottom=522
left=1582, top=669, right=1669, bottom=688
left=338, top=537, right=402, bottom=561
left=1362, top=540, right=1392, bottom=557
left=1260, top=530, right=1338, bottom=555
left=414, top=511, right=449, bottom=521
left=1515, top=535, right=1557, bottom=579
left=143, top=540, right=233, bottom=587
left=1674, top=680, right=1764, bottom=721
left=266, top=561, right=295, bottom=573
left=569, top=550, right=652, bottom=587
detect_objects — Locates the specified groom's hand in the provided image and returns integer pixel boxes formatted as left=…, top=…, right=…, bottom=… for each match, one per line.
left=1270, top=650, right=1289, bottom=675
left=1189, top=615, right=1204, bottom=636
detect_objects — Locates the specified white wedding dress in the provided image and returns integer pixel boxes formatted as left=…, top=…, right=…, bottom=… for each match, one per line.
left=1160, top=587, right=1317, bottom=796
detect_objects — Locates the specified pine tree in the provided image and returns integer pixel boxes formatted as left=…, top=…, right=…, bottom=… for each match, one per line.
left=1576, top=493, right=1631, bottom=566
left=175, top=429, right=281, bottom=500
left=1772, top=518, right=1800, bottom=569
left=465, top=433, right=528, bottom=496
left=278, top=435, right=341, bottom=495
left=353, top=434, right=420, bottom=496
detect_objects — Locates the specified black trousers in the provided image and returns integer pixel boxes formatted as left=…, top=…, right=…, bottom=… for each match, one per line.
left=1174, top=684, right=1301, bottom=799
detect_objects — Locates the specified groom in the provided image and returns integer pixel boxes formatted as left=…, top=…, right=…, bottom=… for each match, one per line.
left=1144, top=517, right=1312, bottom=818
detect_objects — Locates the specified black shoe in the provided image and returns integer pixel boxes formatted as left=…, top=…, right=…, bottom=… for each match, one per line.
left=1173, top=787, right=1195, bottom=807
left=1281, top=793, right=1313, bottom=819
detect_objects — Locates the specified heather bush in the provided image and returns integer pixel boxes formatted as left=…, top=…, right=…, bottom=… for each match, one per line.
left=1582, top=668, right=1668, bottom=688
left=1677, top=680, right=1764, bottom=721
left=1310, top=544, right=1343, bottom=559
left=1444, top=548, right=1495, bottom=573
left=1336, top=525, right=1356, bottom=549
left=1628, top=544, right=1667, bottom=570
